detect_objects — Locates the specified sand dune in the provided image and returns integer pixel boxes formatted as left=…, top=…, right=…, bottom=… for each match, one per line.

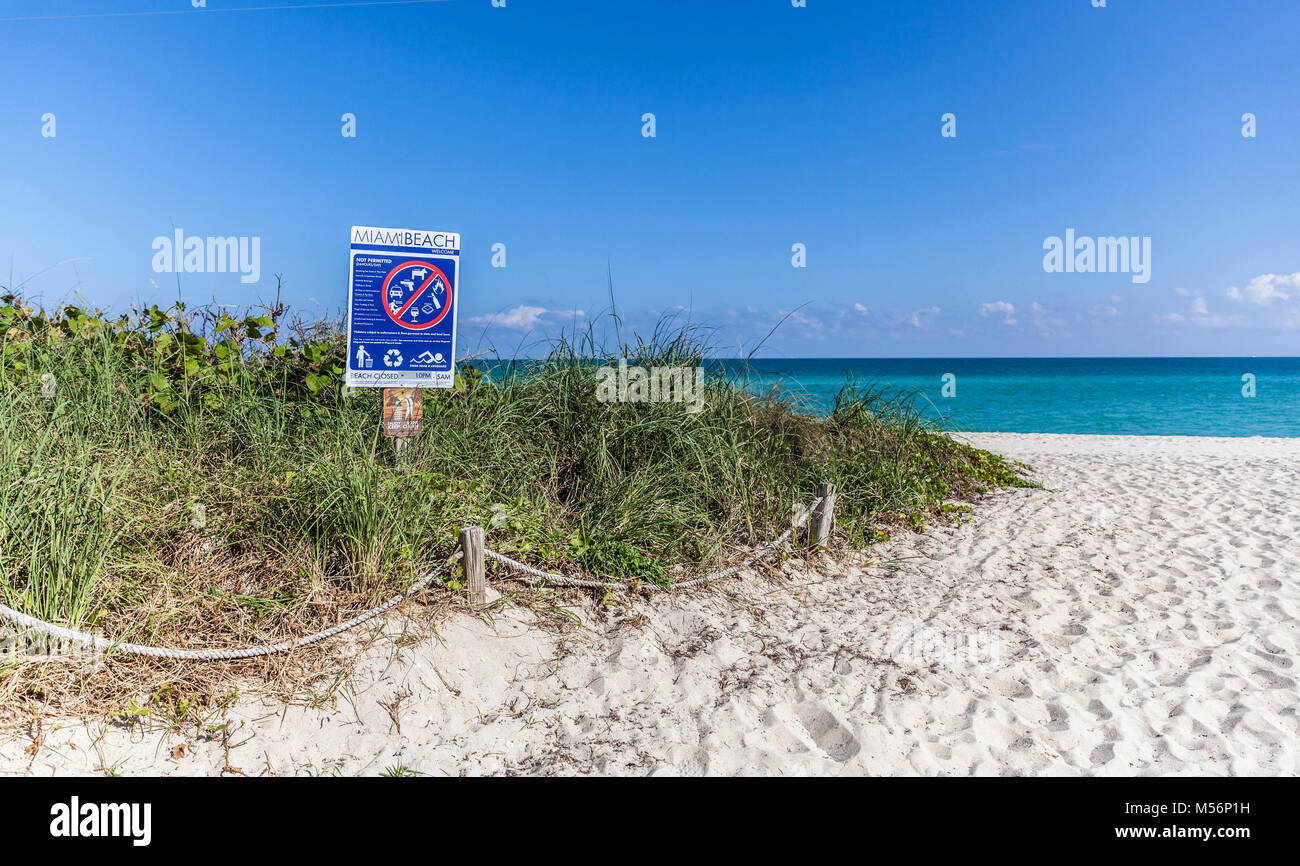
left=3, top=433, right=1298, bottom=776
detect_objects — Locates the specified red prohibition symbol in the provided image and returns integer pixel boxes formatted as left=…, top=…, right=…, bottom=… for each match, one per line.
left=381, top=260, right=453, bottom=330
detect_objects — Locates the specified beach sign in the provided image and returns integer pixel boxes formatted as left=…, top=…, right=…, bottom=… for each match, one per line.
left=345, top=225, right=459, bottom=389
left=382, top=387, right=423, bottom=438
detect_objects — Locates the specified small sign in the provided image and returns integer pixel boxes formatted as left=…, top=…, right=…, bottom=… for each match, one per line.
left=382, top=388, right=422, bottom=438
left=346, top=225, right=459, bottom=388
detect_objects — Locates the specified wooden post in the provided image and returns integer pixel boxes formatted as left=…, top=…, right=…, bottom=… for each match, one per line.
left=810, top=482, right=836, bottom=547
left=459, top=525, right=486, bottom=608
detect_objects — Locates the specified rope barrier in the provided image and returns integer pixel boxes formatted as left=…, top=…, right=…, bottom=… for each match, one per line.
left=0, top=566, right=444, bottom=661
left=0, top=495, right=824, bottom=661
left=482, top=496, right=824, bottom=592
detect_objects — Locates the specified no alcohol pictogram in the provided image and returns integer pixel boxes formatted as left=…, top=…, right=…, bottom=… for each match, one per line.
left=382, top=260, right=453, bottom=330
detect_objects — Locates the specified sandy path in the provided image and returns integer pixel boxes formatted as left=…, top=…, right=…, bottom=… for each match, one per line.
left=3, top=433, right=1297, bottom=776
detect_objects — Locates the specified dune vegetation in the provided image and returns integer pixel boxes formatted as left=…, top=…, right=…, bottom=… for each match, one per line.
left=0, top=295, right=1031, bottom=659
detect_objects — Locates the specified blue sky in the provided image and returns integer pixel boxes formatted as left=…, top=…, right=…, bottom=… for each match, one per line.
left=1, top=0, right=1298, bottom=357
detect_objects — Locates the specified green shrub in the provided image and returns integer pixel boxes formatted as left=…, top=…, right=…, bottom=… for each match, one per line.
left=0, top=295, right=1030, bottom=637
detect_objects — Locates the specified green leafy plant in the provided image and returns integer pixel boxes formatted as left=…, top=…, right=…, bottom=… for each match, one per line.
left=0, top=294, right=1031, bottom=660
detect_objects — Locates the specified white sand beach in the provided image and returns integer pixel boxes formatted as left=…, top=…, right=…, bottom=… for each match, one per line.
left=3, top=433, right=1298, bottom=776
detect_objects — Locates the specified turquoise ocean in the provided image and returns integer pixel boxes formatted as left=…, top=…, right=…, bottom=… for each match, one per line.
left=725, top=358, right=1300, bottom=437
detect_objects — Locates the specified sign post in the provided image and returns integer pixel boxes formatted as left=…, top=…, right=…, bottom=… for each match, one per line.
left=345, top=225, right=460, bottom=456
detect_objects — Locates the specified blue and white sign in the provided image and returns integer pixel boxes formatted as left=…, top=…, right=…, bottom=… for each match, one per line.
left=346, top=225, right=459, bottom=388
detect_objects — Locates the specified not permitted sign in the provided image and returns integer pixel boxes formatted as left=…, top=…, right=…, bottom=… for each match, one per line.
left=346, top=225, right=459, bottom=388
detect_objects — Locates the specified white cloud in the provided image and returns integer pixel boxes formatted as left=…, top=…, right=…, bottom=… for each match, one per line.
left=1155, top=291, right=1240, bottom=329
left=908, top=306, right=941, bottom=329
left=1157, top=272, right=1300, bottom=330
left=1226, top=272, right=1300, bottom=305
left=1154, top=310, right=1239, bottom=328
left=779, top=309, right=824, bottom=332
left=1031, top=301, right=1067, bottom=337
left=466, top=305, right=585, bottom=329
left=979, top=300, right=1016, bottom=325
left=853, top=302, right=868, bottom=314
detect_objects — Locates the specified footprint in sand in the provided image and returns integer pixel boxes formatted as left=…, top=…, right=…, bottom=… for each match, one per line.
left=1086, top=699, right=1113, bottom=721
left=796, top=705, right=862, bottom=762
left=990, top=675, right=1034, bottom=699
left=773, top=703, right=862, bottom=762
left=1090, top=742, right=1115, bottom=766
left=1008, top=735, right=1036, bottom=753
left=1252, top=639, right=1291, bottom=669
left=1251, top=669, right=1296, bottom=690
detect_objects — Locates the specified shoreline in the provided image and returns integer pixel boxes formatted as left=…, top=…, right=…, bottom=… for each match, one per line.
left=955, top=431, right=1300, bottom=439
left=3, top=432, right=1296, bottom=776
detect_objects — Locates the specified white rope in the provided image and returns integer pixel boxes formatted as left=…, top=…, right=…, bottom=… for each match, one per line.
left=0, top=566, right=444, bottom=661
left=0, top=495, right=825, bottom=660
left=483, top=496, right=824, bottom=592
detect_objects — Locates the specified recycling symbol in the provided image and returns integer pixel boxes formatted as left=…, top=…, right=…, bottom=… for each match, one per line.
left=383, top=349, right=403, bottom=367
left=381, top=260, right=453, bottom=330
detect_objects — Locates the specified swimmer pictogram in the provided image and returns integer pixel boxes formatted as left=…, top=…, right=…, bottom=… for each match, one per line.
left=381, top=260, right=453, bottom=330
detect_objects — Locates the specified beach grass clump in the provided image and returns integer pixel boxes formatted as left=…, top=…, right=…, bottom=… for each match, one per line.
left=0, top=295, right=1031, bottom=656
